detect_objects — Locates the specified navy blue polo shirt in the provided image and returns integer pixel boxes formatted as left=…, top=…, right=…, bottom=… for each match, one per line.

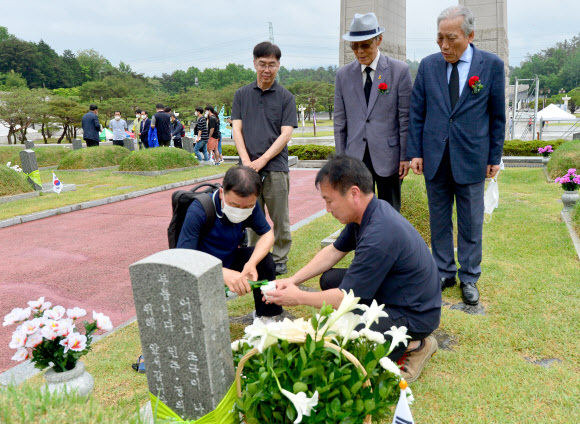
left=177, top=191, right=270, bottom=268
left=334, top=197, right=441, bottom=333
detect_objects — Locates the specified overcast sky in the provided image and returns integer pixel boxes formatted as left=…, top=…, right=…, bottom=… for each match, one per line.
left=0, top=0, right=577, bottom=76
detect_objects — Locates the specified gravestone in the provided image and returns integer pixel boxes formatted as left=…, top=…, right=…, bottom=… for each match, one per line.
left=24, top=140, right=35, bottom=149
left=130, top=249, right=234, bottom=421
left=72, top=139, right=83, bottom=150
left=182, top=137, right=195, bottom=154
left=123, top=138, right=135, bottom=151
left=19, top=149, right=42, bottom=190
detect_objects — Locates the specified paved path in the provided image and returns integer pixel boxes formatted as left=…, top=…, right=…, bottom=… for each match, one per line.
left=0, top=169, right=325, bottom=373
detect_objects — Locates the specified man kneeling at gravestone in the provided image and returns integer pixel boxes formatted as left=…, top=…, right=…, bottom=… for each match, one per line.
left=177, top=165, right=283, bottom=320
left=267, top=155, right=441, bottom=383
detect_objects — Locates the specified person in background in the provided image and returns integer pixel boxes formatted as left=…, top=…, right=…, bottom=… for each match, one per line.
left=82, top=104, right=101, bottom=147
left=194, top=107, right=210, bottom=161
left=140, top=111, right=151, bottom=149
left=132, top=109, right=143, bottom=149
left=109, top=111, right=128, bottom=147
left=170, top=113, right=184, bottom=149
left=205, top=105, right=223, bottom=164
left=151, top=103, right=172, bottom=147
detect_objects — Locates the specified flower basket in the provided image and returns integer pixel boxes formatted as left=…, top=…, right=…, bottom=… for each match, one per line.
left=235, top=339, right=373, bottom=424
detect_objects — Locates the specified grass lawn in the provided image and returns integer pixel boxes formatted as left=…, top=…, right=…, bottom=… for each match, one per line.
left=0, top=165, right=232, bottom=221
left=5, top=168, right=579, bottom=423
left=293, top=130, right=334, bottom=138
left=300, top=119, right=333, bottom=127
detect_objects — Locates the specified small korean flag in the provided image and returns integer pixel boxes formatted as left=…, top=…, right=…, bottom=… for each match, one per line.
left=52, top=172, right=62, bottom=194
left=392, top=380, right=414, bottom=424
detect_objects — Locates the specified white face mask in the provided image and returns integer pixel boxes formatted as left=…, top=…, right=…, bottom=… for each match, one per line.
left=204, top=111, right=209, bottom=118
left=136, top=114, right=140, bottom=118
left=114, top=116, right=121, bottom=121
left=141, top=115, right=146, bottom=120
left=222, top=199, right=254, bottom=223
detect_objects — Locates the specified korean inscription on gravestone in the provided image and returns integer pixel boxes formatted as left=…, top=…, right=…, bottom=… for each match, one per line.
left=130, top=249, right=234, bottom=420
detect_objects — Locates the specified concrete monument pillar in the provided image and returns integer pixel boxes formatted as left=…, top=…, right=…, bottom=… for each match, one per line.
left=459, top=0, right=509, bottom=74
left=339, top=0, right=406, bottom=66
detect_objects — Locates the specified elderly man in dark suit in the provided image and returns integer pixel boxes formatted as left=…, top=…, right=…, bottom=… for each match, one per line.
left=407, top=6, right=505, bottom=305
left=81, top=104, right=101, bottom=147
left=334, top=12, right=412, bottom=212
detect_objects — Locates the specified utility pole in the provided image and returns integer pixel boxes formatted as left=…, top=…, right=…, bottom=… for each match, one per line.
left=511, top=78, right=518, bottom=139
left=268, top=22, right=274, bottom=44
left=532, top=75, right=539, bottom=141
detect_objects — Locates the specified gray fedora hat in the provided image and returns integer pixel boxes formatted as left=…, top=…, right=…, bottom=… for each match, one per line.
left=342, top=12, right=385, bottom=42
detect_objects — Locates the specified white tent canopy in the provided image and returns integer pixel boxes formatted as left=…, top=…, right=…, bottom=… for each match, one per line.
left=536, top=104, right=577, bottom=121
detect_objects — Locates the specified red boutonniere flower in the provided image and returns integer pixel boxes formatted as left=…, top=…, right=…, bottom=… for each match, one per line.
left=378, top=82, right=389, bottom=94
left=469, top=76, right=484, bottom=94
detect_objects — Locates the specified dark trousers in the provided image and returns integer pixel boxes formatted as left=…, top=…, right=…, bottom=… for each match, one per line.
left=173, top=138, right=183, bottom=149
left=362, top=146, right=401, bottom=212
left=230, top=247, right=282, bottom=317
left=320, top=268, right=430, bottom=361
left=159, top=139, right=170, bottom=147
left=141, top=137, right=149, bottom=149
left=425, top=147, right=485, bottom=284
left=113, top=139, right=124, bottom=147
left=85, top=138, right=99, bottom=147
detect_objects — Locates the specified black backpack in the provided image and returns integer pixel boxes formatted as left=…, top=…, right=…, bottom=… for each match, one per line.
left=167, top=182, right=221, bottom=248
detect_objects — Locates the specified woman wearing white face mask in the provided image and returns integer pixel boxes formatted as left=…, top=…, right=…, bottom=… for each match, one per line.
left=176, top=166, right=284, bottom=319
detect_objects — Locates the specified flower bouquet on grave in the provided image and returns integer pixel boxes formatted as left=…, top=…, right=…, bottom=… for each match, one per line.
left=537, top=145, right=554, bottom=157
left=554, top=168, right=580, bottom=191
left=4, top=297, right=113, bottom=372
left=231, top=290, right=414, bottom=424
left=225, top=280, right=272, bottom=297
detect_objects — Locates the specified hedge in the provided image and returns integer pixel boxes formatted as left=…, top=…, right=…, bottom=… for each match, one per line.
left=502, top=139, right=567, bottom=156
left=0, top=166, right=34, bottom=197
left=546, top=140, right=580, bottom=179
left=58, top=146, right=131, bottom=170
left=118, top=147, right=198, bottom=171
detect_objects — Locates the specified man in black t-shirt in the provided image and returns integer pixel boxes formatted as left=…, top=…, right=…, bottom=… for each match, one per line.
left=150, top=103, right=171, bottom=146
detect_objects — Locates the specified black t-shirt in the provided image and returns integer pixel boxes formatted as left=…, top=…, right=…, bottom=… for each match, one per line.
left=231, top=81, right=297, bottom=172
left=153, top=111, right=171, bottom=141
left=334, top=197, right=441, bottom=333
left=208, top=115, right=221, bottom=138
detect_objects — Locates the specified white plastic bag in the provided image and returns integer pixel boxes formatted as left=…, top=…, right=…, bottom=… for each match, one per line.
left=484, top=161, right=504, bottom=222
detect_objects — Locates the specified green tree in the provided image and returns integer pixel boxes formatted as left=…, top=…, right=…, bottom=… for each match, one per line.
left=0, top=70, right=28, bottom=89
left=76, top=49, right=115, bottom=81
left=48, top=97, right=84, bottom=143
left=0, top=88, right=42, bottom=143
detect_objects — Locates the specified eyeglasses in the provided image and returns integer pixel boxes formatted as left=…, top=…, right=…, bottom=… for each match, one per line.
left=350, top=41, right=374, bottom=51
left=256, top=62, right=279, bottom=70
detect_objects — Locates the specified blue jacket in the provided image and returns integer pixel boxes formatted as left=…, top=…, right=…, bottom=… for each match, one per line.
left=407, top=45, right=505, bottom=184
left=81, top=112, right=101, bottom=142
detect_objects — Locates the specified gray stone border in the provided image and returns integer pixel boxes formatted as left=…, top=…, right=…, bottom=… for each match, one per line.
left=115, top=165, right=200, bottom=176
left=0, top=191, right=39, bottom=205
left=561, top=210, right=580, bottom=261
left=0, top=173, right=225, bottom=229
left=57, top=165, right=119, bottom=172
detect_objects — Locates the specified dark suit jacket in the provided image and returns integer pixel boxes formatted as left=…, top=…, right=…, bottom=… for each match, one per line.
left=334, top=54, right=412, bottom=177
left=407, top=45, right=505, bottom=185
left=140, top=118, right=151, bottom=141
left=81, top=112, right=101, bottom=141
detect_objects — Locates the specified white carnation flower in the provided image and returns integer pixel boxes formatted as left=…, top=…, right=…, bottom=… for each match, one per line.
left=379, top=356, right=401, bottom=376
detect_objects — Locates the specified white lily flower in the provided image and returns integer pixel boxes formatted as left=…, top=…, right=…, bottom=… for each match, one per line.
left=44, top=306, right=65, bottom=321
left=358, top=300, right=389, bottom=328
left=379, top=356, right=401, bottom=376
left=404, top=386, right=414, bottom=404
left=324, top=290, right=361, bottom=332
left=329, top=312, right=363, bottom=345
left=25, top=332, right=43, bottom=348
left=93, top=311, right=113, bottom=331
left=27, top=297, right=45, bottom=310
left=9, top=331, right=27, bottom=349
left=244, top=319, right=279, bottom=353
left=384, top=326, right=411, bottom=354
left=231, top=339, right=247, bottom=352
left=61, top=333, right=87, bottom=353
left=359, top=328, right=386, bottom=345
left=67, top=307, right=86, bottom=319
left=11, top=348, right=28, bottom=362
left=280, top=389, right=319, bottom=424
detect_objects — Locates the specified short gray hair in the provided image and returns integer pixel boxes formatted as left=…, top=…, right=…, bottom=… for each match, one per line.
left=437, top=6, right=475, bottom=36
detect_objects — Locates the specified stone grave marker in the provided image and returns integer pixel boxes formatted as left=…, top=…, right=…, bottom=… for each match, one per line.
left=130, top=249, right=234, bottom=421
left=24, top=140, right=35, bottom=149
left=72, top=139, right=83, bottom=150
left=19, top=149, right=42, bottom=191
left=182, top=137, right=195, bottom=154
left=123, top=137, right=135, bottom=151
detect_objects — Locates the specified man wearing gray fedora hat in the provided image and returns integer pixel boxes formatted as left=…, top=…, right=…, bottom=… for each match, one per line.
left=334, top=12, right=412, bottom=212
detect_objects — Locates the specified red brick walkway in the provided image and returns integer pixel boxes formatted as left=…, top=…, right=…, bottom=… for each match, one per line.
left=0, top=169, right=325, bottom=372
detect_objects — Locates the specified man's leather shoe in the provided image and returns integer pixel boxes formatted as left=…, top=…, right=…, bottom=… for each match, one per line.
left=460, top=281, right=479, bottom=305
left=440, top=277, right=457, bottom=291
